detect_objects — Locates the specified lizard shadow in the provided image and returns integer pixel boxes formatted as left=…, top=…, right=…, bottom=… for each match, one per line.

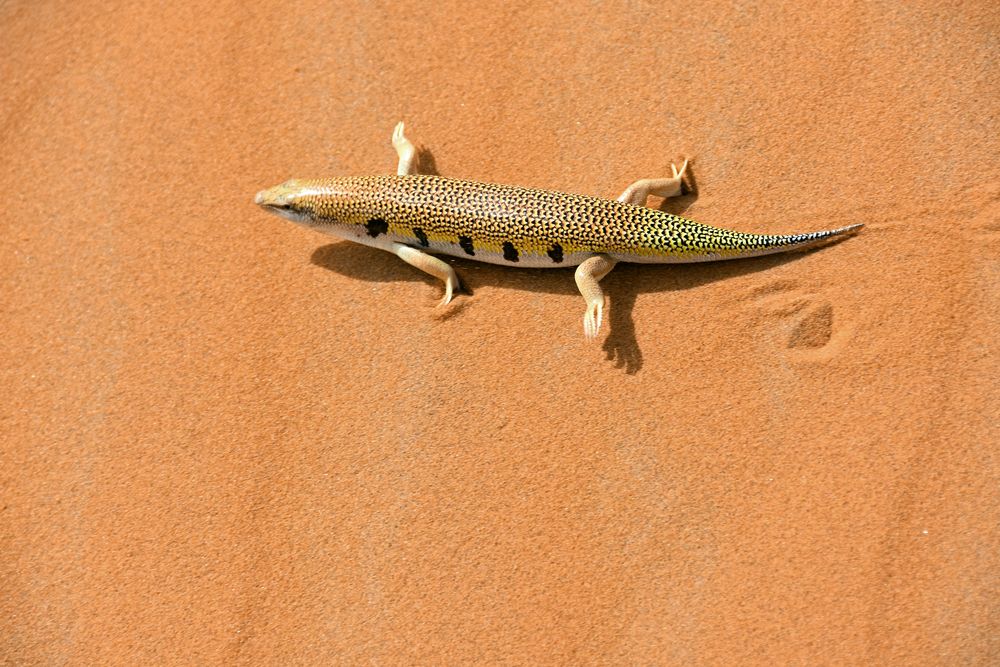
left=416, top=146, right=440, bottom=176
left=309, top=240, right=828, bottom=375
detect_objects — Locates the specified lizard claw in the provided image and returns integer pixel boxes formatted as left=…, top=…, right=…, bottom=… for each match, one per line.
left=392, top=121, right=406, bottom=148
left=438, top=275, right=459, bottom=307
left=671, top=158, right=689, bottom=181
left=583, top=300, right=604, bottom=340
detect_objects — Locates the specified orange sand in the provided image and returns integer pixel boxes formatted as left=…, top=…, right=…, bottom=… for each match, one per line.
left=2, top=1, right=998, bottom=664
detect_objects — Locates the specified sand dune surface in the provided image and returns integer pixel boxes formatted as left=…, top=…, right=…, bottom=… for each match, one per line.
left=2, top=2, right=998, bottom=664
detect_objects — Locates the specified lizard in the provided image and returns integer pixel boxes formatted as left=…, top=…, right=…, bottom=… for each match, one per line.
left=255, top=122, right=862, bottom=338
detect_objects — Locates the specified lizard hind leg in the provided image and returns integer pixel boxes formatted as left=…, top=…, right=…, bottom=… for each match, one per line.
left=616, top=159, right=689, bottom=206
left=574, top=254, right=618, bottom=339
left=391, top=121, right=420, bottom=175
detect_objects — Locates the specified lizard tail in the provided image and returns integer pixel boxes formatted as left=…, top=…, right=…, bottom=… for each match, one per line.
left=632, top=220, right=864, bottom=263
left=773, top=222, right=864, bottom=247
left=721, top=222, right=864, bottom=259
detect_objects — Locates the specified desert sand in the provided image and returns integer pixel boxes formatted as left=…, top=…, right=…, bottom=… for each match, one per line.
left=2, top=1, right=998, bottom=664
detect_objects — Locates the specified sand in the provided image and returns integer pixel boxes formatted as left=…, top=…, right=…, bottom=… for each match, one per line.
left=2, top=1, right=998, bottom=664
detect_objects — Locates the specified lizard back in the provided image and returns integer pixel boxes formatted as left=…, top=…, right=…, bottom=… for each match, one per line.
left=296, top=174, right=859, bottom=267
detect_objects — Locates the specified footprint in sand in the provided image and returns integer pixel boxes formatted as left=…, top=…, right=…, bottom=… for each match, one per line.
left=744, top=281, right=848, bottom=357
left=786, top=301, right=834, bottom=349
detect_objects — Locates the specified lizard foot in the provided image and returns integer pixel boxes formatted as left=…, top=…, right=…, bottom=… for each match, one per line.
left=616, top=160, right=689, bottom=205
left=583, top=299, right=604, bottom=340
left=392, top=121, right=418, bottom=175
left=671, top=158, right=689, bottom=182
left=438, top=275, right=460, bottom=307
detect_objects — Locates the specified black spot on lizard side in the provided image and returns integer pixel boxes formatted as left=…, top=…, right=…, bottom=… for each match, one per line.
left=365, top=217, right=388, bottom=238
left=503, top=241, right=519, bottom=262
left=413, top=227, right=429, bottom=247
left=547, top=243, right=564, bottom=263
left=458, top=235, right=475, bottom=256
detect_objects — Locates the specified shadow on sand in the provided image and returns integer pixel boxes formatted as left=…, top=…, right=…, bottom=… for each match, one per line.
left=310, top=240, right=844, bottom=375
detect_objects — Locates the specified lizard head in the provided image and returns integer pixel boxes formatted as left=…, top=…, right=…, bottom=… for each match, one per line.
left=254, top=179, right=316, bottom=224
left=255, top=177, right=387, bottom=240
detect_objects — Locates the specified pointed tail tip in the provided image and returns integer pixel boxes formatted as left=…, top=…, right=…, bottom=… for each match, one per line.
left=812, top=222, right=864, bottom=242
left=786, top=222, right=864, bottom=252
left=826, top=222, right=864, bottom=236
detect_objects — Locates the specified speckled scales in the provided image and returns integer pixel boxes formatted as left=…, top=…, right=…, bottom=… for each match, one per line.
left=295, top=174, right=854, bottom=266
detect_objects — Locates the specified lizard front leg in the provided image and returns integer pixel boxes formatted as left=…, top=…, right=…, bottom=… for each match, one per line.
left=391, top=121, right=420, bottom=175
left=575, top=254, right=617, bottom=339
left=616, top=159, right=689, bottom=206
left=391, top=242, right=461, bottom=307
